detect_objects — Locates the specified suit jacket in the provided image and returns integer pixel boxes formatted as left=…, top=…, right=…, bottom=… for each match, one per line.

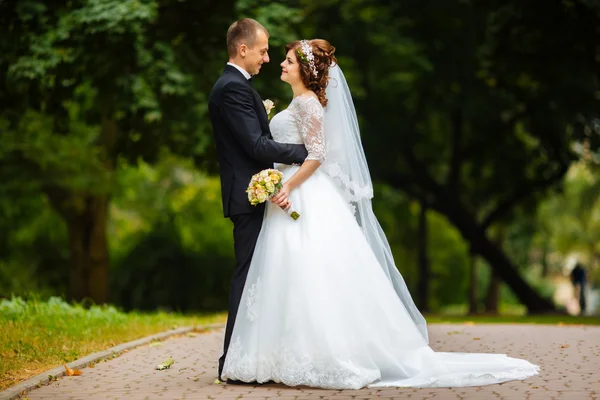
left=209, top=65, right=308, bottom=218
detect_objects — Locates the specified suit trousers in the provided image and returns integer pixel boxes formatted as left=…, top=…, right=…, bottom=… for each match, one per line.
left=218, top=210, right=265, bottom=379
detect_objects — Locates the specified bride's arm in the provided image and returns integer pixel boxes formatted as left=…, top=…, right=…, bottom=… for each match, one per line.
left=271, top=96, right=325, bottom=208
left=283, top=159, right=321, bottom=190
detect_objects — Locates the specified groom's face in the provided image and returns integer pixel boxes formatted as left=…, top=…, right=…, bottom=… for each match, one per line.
left=242, top=29, right=270, bottom=76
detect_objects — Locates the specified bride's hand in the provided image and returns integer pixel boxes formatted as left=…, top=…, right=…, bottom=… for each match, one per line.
left=271, top=183, right=291, bottom=208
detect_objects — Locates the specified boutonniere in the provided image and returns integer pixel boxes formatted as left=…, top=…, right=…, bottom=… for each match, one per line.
left=263, top=99, right=275, bottom=118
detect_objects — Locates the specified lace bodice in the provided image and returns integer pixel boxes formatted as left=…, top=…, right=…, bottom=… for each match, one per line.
left=269, top=95, right=325, bottom=162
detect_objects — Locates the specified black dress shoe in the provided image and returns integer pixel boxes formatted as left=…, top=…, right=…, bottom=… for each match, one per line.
left=226, top=379, right=253, bottom=385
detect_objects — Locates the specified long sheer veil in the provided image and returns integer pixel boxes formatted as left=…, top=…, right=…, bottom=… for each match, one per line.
left=322, top=64, right=429, bottom=342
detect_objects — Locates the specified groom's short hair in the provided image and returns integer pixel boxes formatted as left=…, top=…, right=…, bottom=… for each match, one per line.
left=227, top=18, right=269, bottom=57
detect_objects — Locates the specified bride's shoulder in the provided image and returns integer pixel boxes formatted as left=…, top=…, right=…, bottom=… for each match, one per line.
left=300, top=92, right=319, bottom=103
left=291, top=93, right=321, bottom=111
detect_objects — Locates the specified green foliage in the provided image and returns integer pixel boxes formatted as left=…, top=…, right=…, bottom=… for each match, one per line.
left=300, top=0, right=600, bottom=311
left=1, top=0, right=234, bottom=173
left=0, top=154, right=235, bottom=309
left=427, top=211, right=470, bottom=310
left=0, top=0, right=235, bottom=301
left=537, top=161, right=600, bottom=285
left=109, top=155, right=235, bottom=311
left=374, top=186, right=470, bottom=311
left=2, top=0, right=598, bottom=312
left=0, top=190, right=68, bottom=298
left=237, top=1, right=303, bottom=49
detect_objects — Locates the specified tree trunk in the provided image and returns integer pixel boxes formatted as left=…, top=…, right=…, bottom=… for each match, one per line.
left=468, top=248, right=478, bottom=315
left=541, top=243, right=549, bottom=278
left=417, top=199, right=430, bottom=312
left=485, top=267, right=501, bottom=314
left=43, top=115, right=116, bottom=304
left=45, top=187, right=111, bottom=304
left=431, top=199, right=555, bottom=313
left=485, top=228, right=504, bottom=314
left=66, top=195, right=110, bottom=303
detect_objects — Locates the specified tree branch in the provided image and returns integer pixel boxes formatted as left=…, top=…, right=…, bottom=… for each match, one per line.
left=380, top=171, right=432, bottom=206
left=481, top=163, right=569, bottom=230
left=448, top=109, right=463, bottom=192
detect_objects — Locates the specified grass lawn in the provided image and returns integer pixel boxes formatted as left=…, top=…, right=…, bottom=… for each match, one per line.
left=424, top=314, right=600, bottom=325
left=0, top=297, right=226, bottom=391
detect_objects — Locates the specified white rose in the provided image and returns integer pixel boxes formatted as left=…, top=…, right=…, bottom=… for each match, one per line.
left=263, top=99, right=275, bottom=115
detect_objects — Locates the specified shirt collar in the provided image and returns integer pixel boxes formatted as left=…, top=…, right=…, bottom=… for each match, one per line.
left=227, top=62, right=252, bottom=80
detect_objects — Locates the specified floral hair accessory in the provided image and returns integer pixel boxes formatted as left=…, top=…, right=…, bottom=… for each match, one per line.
left=297, top=40, right=318, bottom=78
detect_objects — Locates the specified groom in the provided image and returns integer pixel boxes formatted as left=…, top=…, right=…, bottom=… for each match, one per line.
left=208, top=18, right=308, bottom=382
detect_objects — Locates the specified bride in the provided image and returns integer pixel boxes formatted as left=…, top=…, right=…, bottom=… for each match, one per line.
left=221, top=38, right=540, bottom=389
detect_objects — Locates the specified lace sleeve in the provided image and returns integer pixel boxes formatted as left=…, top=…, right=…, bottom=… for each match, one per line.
left=292, top=96, right=325, bottom=162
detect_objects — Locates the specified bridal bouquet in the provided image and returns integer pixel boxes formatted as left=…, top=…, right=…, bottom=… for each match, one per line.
left=247, top=169, right=300, bottom=220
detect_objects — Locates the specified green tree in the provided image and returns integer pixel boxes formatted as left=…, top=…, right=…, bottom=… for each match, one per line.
left=0, top=0, right=234, bottom=302
left=109, top=155, right=235, bottom=311
left=303, top=0, right=600, bottom=312
left=538, top=160, right=600, bottom=285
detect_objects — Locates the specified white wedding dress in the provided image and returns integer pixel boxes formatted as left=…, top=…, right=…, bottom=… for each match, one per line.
left=221, top=75, right=539, bottom=389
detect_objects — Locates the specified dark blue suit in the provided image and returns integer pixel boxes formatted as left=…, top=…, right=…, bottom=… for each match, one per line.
left=208, top=65, right=307, bottom=379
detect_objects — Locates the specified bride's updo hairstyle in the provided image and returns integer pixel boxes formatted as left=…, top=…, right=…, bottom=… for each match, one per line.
left=286, top=39, right=337, bottom=107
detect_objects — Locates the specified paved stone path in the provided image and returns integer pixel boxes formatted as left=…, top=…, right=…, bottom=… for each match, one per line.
left=20, top=324, right=600, bottom=400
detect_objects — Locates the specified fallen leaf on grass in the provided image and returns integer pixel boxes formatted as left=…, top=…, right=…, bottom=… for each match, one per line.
left=155, top=357, right=174, bottom=370
left=64, top=365, right=82, bottom=376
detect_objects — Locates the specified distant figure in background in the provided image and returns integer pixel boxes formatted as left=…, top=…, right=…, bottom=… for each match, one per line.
left=570, top=262, right=587, bottom=315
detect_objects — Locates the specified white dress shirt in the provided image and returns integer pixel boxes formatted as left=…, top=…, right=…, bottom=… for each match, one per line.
left=227, top=62, right=251, bottom=80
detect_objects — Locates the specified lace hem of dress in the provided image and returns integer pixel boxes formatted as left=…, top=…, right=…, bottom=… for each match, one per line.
left=222, top=335, right=540, bottom=390
left=245, top=277, right=261, bottom=322
left=222, top=336, right=380, bottom=389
